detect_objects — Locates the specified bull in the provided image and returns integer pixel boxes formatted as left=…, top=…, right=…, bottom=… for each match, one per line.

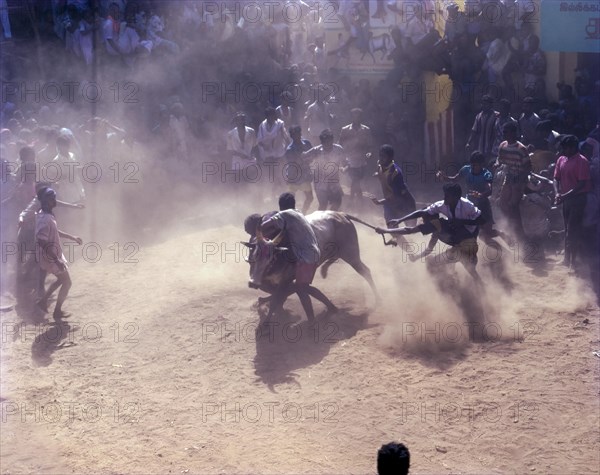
left=242, top=210, right=380, bottom=322
left=361, top=32, right=393, bottom=63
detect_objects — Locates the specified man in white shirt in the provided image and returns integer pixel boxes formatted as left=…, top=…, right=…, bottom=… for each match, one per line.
left=276, top=92, right=296, bottom=129
left=100, top=4, right=147, bottom=65
left=74, top=9, right=97, bottom=66
left=226, top=112, right=257, bottom=181
left=376, top=183, right=485, bottom=280
left=257, top=107, right=289, bottom=161
left=257, top=107, right=290, bottom=192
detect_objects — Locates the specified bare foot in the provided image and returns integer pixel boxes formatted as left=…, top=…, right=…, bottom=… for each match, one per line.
left=36, top=299, right=49, bottom=313
left=325, top=305, right=338, bottom=315
left=53, top=310, right=71, bottom=320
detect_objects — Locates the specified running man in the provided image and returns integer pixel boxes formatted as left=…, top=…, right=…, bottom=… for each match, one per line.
left=18, top=183, right=83, bottom=301
left=35, top=187, right=82, bottom=320
left=372, top=144, right=416, bottom=227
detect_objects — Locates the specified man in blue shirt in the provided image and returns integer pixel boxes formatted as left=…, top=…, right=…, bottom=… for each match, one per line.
left=437, top=151, right=512, bottom=245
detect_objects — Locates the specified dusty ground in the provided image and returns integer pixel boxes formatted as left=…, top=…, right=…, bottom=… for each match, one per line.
left=1, top=215, right=599, bottom=475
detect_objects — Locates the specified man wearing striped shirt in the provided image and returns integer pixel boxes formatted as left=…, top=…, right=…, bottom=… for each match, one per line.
left=497, top=121, right=531, bottom=234
left=467, top=95, right=499, bottom=162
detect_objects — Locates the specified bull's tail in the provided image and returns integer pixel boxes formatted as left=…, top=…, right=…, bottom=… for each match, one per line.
left=344, top=214, right=379, bottom=231
left=344, top=214, right=398, bottom=247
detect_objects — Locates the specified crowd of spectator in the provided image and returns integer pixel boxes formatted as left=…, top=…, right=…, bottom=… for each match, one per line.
left=1, top=0, right=599, bottom=301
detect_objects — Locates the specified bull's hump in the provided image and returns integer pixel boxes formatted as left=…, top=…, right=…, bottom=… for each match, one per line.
left=306, top=211, right=354, bottom=244
left=306, top=210, right=346, bottom=224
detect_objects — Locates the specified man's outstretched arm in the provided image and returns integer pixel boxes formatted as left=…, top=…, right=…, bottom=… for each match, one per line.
left=375, top=224, right=422, bottom=235
left=387, top=210, right=428, bottom=227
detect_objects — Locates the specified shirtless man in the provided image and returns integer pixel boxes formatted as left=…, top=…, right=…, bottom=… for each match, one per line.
left=339, top=108, right=372, bottom=207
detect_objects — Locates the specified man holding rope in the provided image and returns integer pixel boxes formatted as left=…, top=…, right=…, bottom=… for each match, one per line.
left=375, top=183, right=486, bottom=281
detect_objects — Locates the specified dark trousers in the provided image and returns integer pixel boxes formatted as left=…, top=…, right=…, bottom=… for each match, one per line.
left=562, top=193, right=587, bottom=265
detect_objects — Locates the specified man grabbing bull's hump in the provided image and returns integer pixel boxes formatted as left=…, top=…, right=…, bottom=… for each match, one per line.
left=259, top=192, right=337, bottom=321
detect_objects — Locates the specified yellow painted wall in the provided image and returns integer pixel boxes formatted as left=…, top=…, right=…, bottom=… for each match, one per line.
left=426, top=1, right=452, bottom=121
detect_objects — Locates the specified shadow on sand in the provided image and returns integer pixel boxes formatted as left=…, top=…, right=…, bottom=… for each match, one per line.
left=254, top=307, right=375, bottom=391
left=386, top=267, right=522, bottom=371
left=31, top=318, right=78, bottom=367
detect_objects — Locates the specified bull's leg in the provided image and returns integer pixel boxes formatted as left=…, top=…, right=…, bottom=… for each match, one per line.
left=283, top=283, right=337, bottom=320
left=257, top=282, right=295, bottom=306
left=297, top=288, right=315, bottom=322
left=285, top=283, right=316, bottom=322
left=347, top=259, right=381, bottom=304
left=306, top=286, right=338, bottom=314
left=320, top=259, right=337, bottom=279
left=264, top=289, right=288, bottom=323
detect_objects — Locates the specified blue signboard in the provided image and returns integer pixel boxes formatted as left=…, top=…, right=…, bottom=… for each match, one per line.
left=541, top=0, right=600, bottom=52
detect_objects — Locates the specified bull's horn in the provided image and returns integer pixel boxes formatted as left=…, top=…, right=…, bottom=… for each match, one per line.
left=272, top=229, right=285, bottom=246
left=240, top=241, right=256, bottom=249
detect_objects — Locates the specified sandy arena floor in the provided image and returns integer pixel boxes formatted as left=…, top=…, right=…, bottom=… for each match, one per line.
left=1, top=219, right=599, bottom=474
